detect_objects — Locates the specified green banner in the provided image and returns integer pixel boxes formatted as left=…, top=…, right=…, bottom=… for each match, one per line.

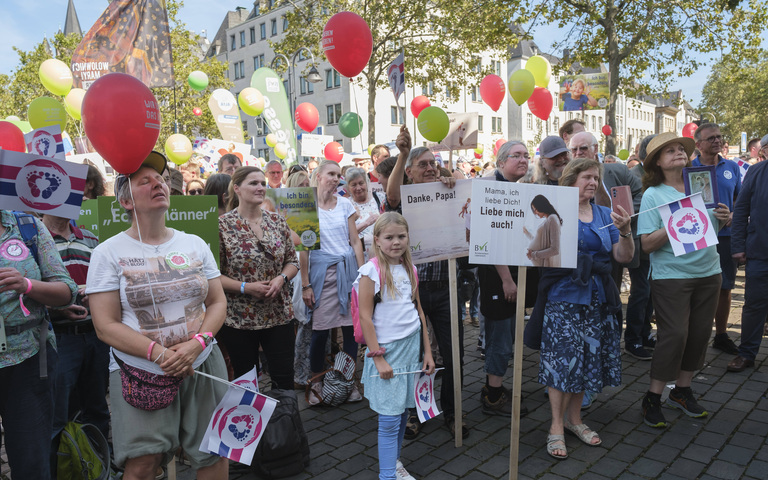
left=264, top=187, right=321, bottom=251
left=250, top=67, right=297, bottom=164
left=76, top=196, right=221, bottom=266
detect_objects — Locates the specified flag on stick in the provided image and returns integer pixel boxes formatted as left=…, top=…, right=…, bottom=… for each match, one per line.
left=388, top=52, right=405, bottom=103
left=25, top=126, right=65, bottom=159
left=414, top=371, right=441, bottom=423
left=658, top=193, right=718, bottom=256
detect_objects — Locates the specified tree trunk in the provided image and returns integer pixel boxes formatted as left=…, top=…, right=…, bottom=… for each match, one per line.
left=604, top=2, right=619, bottom=156
left=367, top=71, right=377, bottom=146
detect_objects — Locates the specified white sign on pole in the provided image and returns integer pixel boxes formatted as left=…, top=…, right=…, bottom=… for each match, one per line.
left=469, top=181, right=578, bottom=268
left=301, top=133, right=334, bottom=158
left=400, top=180, right=472, bottom=264
left=427, top=113, right=479, bottom=152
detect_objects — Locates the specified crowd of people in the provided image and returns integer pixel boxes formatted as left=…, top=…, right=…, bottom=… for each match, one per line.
left=1, top=120, right=767, bottom=479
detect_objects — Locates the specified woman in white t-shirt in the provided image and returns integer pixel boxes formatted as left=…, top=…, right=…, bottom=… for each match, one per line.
left=87, top=152, right=228, bottom=478
left=300, top=160, right=364, bottom=405
left=346, top=167, right=384, bottom=259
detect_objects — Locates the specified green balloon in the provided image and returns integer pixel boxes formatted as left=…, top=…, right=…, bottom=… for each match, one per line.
left=618, top=149, right=630, bottom=161
left=187, top=70, right=209, bottom=91
left=338, top=112, right=363, bottom=138
left=417, top=106, right=449, bottom=142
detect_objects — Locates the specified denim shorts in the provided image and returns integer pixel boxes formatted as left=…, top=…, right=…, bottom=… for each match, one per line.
left=484, top=314, right=515, bottom=377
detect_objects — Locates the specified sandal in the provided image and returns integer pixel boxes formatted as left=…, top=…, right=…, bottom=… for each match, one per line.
left=564, top=419, right=602, bottom=446
left=404, top=413, right=420, bottom=439
left=546, top=434, right=568, bottom=460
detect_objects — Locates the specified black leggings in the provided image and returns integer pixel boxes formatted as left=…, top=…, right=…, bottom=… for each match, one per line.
left=217, top=323, right=296, bottom=390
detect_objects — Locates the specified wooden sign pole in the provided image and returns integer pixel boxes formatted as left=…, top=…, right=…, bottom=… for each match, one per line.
left=448, top=257, right=462, bottom=448
left=508, top=266, right=527, bottom=480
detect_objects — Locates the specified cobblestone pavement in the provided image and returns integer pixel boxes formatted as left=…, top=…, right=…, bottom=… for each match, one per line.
left=2, top=270, right=767, bottom=479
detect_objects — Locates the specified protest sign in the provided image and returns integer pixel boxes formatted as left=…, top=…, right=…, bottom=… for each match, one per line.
left=427, top=113, right=479, bottom=152
left=208, top=89, right=245, bottom=143
left=658, top=193, right=718, bottom=256
left=414, top=371, right=441, bottom=423
left=400, top=180, right=472, bottom=263
left=75, top=195, right=220, bottom=264
left=469, top=181, right=578, bottom=268
left=300, top=133, right=334, bottom=158
left=0, top=150, right=88, bottom=219
left=25, top=125, right=65, bottom=159
left=558, top=72, right=610, bottom=111
left=251, top=67, right=298, bottom=165
left=263, top=187, right=321, bottom=251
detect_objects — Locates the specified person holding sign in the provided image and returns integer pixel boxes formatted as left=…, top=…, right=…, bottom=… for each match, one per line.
left=354, top=212, right=435, bottom=480
left=301, top=160, right=365, bottom=405
left=536, top=158, right=633, bottom=460
left=637, top=133, right=730, bottom=429
left=216, top=166, right=300, bottom=389
left=86, top=152, right=229, bottom=478
left=524, top=195, right=563, bottom=267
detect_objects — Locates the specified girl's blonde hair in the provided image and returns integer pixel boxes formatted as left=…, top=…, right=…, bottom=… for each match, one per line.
left=372, top=212, right=417, bottom=301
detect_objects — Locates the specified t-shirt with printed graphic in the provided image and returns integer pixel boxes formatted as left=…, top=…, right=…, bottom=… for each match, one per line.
left=86, top=229, right=220, bottom=374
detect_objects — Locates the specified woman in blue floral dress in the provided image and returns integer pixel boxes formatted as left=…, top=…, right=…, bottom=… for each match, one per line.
left=536, top=158, right=634, bottom=459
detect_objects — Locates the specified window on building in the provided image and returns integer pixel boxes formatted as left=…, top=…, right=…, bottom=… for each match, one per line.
left=471, top=85, right=479, bottom=102
left=268, top=0, right=274, bottom=7
left=428, top=81, right=435, bottom=96
left=598, top=116, right=603, bottom=126
left=492, top=116, right=503, bottom=134
left=233, top=60, right=245, bottom=80
left=390, top=106, right=404, bottom=124
left=591, top=116, right=596, bottom=131
left=477, top=115, right=484, bottom=132
left=471, top=56, right=481, bottom=74
left=553, top=117, right=559, bottom=131
left=250, top=27, right=256, bottom=44
left=255, top=117, right=269, bottom=135
left=260, top=23, right=266, bottom=39
left=240, top=31, right=246, bottom=47
left=526, top=113, right=533, bottom=130
left=283, top=16, right=288, bottom=30
left=299, top=77, right=314, bottom=95
left=271, top=19, right=277, bottom=36
left=230, top=35, right=236, bottom=51
left=326, top=104, right=342, bottom=124
left=493, top=61, right=501, bottom=76
left=325, top=69, right=341, bottom=89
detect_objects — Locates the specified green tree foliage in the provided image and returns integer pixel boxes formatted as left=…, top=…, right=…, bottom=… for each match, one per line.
left=0, top=0, right=231, bottom=150
left=273, top=0, right=528, bottom=143
left=528, top=0, right=768, bottom=154
left=700, top=49, right=768, bottom=143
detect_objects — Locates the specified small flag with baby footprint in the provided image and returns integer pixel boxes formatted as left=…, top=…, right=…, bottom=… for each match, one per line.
left=658, top=193, right=718, bottom=257
left=414, top=371, right=441, bottom=423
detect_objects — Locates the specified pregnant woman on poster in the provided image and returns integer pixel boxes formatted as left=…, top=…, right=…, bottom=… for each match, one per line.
left=524, top=194, right=562, bottom=267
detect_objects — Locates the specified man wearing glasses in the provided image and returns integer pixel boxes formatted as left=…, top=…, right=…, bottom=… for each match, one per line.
left=692, top=123, right=742, bottom=356
left=265, top=160, right=286, bottom=189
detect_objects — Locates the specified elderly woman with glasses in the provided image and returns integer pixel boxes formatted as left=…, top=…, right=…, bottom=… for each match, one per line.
left=345, top=167, right=384, bottom=258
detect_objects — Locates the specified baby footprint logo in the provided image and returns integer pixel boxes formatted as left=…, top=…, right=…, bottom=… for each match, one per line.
left=675, top=213, right=700, bottom=236
left=668, top=207, right=709, bottom=245
left=17, top=159, right=71, bottom=211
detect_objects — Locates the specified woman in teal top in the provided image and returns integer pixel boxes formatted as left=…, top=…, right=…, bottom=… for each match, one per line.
left=637, top=132, right=731, bottom=429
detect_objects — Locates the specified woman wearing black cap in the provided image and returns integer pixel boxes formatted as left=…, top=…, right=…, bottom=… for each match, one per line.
left=86, top=152, right=229, bottom=479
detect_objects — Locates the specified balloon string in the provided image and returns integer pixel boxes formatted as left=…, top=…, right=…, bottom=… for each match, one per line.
left=351, top=78, right=364, bottom=154
left=127, top=179, right=161, bottom=319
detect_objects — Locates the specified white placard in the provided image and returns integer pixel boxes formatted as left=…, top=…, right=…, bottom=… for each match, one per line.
left=300, top=133, right=334, bottom=158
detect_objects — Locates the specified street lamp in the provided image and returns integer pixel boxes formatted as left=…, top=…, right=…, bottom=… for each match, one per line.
left=700, top=112, right=716, bottom=123
left=270, top=47, right=322, bottom=122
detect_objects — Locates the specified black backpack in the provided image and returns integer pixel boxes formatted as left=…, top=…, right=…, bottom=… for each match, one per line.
left=250, top=389, right=310, bottom=479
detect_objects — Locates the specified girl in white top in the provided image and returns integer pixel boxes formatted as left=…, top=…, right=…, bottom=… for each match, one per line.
left=355, top=212, right=434, bottom=480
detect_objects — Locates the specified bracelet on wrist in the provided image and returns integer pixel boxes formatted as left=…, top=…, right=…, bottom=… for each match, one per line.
left=147, top=341, right=157, bottom=361
left=240, top=281, right=246, bottom=294
left=620, top=231, right=631, bottom=238
left=23, top=278, right=32, bottom=295
left=366, top=347, right=387, bottom=358
left=279, top=273, right=289, bottom=284
left=302, top=284, right=312, bottom=291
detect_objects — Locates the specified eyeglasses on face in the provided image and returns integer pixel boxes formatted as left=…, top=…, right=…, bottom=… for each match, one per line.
left=702, top=135, right=723, bottom=144
left=413, top=160, right=438, bottom=169
left=507, top=153, right=531, bottom=160
left=570, top=145, right=594, bottom=153
left=188, top=189, right=204, bottom=195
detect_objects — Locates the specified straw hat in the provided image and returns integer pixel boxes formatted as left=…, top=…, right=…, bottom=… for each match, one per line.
left=643, top=132, right=695, bottom=170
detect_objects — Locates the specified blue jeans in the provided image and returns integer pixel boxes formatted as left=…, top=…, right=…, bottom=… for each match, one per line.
left=378, top=411, right=408, bottom=480
left=625, top=255, right=653, bottom=347
left=52, top=331, right=110, bottom=439
left=738, top=259, right=768, bottom=360
left=0, top=342, right=58, bottom=479
left=484, top=313, right=515, bottom=377
left=309, top=325, right=356, bottom=373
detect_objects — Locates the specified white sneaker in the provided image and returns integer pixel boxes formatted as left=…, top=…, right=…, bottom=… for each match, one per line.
left=395, top=460, right=416, bottom=480
left=348, top=384, right=363, bottom=402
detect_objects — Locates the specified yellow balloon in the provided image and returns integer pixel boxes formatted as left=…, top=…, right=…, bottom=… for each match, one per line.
left=526, top=55, right=551, bottom=88
left=274, top=143, right=288, bottom=160
left=28, top=96, right=67, bottom=132
left=64, top=88, right=86, bottom=120
left=508, top=69, right=536, bottom=106
left=367, top=144, right=375, bottom=156
left=39, top=59, right=73, bottom=96
left=164, top=134, right=193, bottom=165
left=265, top=133, right=278, bottom=148
left=238, top=87, right=265, bottom=116
left=474, top=145, right=484, bottom=154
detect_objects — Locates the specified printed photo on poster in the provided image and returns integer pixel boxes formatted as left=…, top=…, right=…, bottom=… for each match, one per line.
left=469, top=181, right=578, bottom=268
left=427, top=113, right=479, bottom=152
left=558, top=73, right=610, bottom=111
left=401, top=180, right=472, bottom=263
left=683, top=165, right=719, bottom=208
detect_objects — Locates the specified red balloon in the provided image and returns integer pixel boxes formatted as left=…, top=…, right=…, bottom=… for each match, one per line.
left=410, top=96, right=431, bottom=118
left=474, top=152, right=482, bottom=159
left=324, top=142, right=344, bottom=162
left=0, top=121, right=26, bottom=152
left=295, top=103, right=319, bottom=132
left=682, top=122, right=698, bottom=138
left=527, top=87, right=553, bottom=121
left=601, top=125, right=612, bottom=136
left=480, top=74, right=505, bottom=112
left=82, top=73, right=161, bottom=175
left=322, top=12, right=372, bottom=78
left=193, top=107, right=202, bottom=116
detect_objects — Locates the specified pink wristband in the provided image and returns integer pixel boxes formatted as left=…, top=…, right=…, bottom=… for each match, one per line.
left=194, top=335, right=206, bottom=348
left=366, top=347, right=386, bottom=358
left=147, top=341, right=157, bottom=361
left=23, top=278, right=32, bottom=294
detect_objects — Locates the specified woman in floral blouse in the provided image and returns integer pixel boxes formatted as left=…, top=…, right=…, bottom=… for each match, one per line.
left=217, top=166, right=300, bottom=389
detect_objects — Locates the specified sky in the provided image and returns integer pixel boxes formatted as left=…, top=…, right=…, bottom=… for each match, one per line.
left=0, top=0, right=727, bottom=108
